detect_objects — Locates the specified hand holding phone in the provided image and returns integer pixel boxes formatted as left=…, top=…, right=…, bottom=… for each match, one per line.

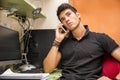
left=55, top=24, right=69, bottom=42
left=61, top=25, right=67, bottom=33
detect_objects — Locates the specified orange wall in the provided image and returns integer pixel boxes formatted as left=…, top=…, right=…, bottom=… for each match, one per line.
left=69, top=0, right=120, bottom=45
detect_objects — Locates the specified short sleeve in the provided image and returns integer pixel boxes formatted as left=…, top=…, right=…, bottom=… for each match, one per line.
left=96, top=33, right=119, bottom=54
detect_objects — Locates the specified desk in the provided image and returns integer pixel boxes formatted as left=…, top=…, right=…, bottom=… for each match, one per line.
left=0, top=68, right=49, bottom=80
left=0, top=68, right=62, bottom=80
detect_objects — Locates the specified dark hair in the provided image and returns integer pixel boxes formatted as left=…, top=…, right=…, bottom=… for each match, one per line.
left=57, top=3, right=77, bottom=20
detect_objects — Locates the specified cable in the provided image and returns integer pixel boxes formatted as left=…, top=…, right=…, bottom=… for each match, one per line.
left=18, top=16, right=31, bottom=43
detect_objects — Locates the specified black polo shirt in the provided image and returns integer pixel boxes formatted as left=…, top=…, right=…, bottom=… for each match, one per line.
left=59, top=25, right=119, bottom=80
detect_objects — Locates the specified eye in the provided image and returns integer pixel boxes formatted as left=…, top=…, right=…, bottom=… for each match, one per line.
left=60, top=17, right=65, bottom=22
left=66, top=12, right=71, bottom=17
left=60, top=12, right=71, bottom=22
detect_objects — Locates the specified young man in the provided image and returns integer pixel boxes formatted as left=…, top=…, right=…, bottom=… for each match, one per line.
left=43, top=3, right=120, bottom=80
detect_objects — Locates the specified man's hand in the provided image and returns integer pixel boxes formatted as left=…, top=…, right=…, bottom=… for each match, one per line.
left=116, top=72, right=120, bottom=79
left=55, top=23, right=69, bottom=42
left=97, top=76, right=111, bottom=80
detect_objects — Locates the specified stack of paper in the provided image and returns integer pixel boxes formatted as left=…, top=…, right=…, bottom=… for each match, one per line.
left=0, top=68, right=49, bottom=80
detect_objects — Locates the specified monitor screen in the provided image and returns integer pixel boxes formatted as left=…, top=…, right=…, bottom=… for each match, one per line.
left=26, top=29, right=55, bottom=68
left=0, top=25, right=22, bottom=66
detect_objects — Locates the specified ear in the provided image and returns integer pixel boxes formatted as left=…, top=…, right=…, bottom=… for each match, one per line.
left=76, top=12, right=81, bottom=19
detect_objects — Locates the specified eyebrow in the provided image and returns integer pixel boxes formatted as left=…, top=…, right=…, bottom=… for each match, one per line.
left=60, top=11, right=71, bottom=21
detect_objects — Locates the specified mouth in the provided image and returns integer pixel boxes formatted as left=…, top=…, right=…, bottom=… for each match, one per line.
left=67, top=22, right=73, bottom=26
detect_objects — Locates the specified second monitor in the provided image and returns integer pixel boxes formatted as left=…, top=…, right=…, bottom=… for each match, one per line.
left=25, top=29, right=55, bottom=68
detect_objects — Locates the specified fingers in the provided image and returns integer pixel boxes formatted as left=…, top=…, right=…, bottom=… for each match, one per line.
left=54, top=24, right=69, bottom=42
left=57, top=23, right=69, bottom=34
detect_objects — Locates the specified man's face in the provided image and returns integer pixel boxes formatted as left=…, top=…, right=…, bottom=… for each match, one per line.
left=59, top=9, right=81, bottom=31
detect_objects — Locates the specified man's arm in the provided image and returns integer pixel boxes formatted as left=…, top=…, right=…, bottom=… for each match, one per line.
left=98, top=47, right=120, bottom=80
left=111, top=47, right=120, bottom=62
left=43, top=24, right=69, bottom=73
left=97, top=76, right=111, bottom=80
left=43, top=46, right=61, bottom=73
left=99, top=47, right=120, bottom=80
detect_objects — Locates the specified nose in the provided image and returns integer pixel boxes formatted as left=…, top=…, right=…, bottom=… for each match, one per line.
left=65, top=16, right=70, bottom=22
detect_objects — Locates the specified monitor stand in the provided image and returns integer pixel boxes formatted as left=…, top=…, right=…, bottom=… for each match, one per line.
left=19, top=53, right=36, bottom=71
left=19, top=63, right=36, bottom=71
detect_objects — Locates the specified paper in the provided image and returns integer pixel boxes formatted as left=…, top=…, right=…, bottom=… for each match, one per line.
left=0, top=68, right=49, bottom=80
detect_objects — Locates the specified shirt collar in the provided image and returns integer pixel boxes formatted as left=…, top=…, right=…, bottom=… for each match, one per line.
left=68, top=25, right=90, bottom=39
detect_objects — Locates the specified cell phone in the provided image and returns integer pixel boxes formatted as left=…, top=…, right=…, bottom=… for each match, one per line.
left=61, top=25, right=67, bottom=33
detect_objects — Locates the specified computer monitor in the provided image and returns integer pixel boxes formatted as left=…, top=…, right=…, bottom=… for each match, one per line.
left=26, top=29, right=55, bottom=68
left=0, top=25, right=22, bottom=66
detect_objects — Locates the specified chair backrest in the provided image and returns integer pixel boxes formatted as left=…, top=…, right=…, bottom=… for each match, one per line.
left=102, top=54, right=120, bottom=79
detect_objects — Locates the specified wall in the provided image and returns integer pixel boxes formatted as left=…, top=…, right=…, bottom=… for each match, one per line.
left=69, top=0, right=120, bottom=45
left=0, top=0, right=68, bottom=30
left=0, top=0, right=68, bottom=52
left=32, top=0, right=68, bottom=29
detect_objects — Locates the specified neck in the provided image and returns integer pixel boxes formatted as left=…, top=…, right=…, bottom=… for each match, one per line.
left=72, top=23, right=86, bottom=40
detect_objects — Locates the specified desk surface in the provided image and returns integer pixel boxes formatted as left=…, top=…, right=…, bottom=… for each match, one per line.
left=0, top=68, right=49, bottom=80
left=0, top=68, right=62, bottom=80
